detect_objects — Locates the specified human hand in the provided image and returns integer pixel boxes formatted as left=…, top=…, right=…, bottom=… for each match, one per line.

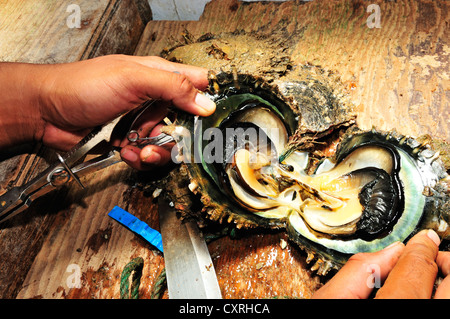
left=39, top=55, right=216, bottom=170
left=0, top=55, right=215, bottom=170
left=312, top=229, right=450, bottom=299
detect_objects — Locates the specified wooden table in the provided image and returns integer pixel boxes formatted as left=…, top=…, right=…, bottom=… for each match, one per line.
left=0, top=0, right=153, bottom=299
left=0, top=0, right=448, bottom=299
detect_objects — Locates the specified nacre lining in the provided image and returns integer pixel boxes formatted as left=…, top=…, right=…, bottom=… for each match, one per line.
left=199, top=93, right=421, bottom=255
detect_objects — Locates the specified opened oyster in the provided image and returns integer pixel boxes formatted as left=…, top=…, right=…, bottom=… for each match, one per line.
left=161, top=34, right=450, bottom=275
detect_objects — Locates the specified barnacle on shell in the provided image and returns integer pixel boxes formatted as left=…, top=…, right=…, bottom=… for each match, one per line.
left=159, top=33, right=450, bottom=275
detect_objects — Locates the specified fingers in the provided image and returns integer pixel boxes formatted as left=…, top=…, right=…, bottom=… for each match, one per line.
left=117, top=55, right=216, bottom=116
left=121, top=122, right=174, bottom=170
left=128, top=67, right=216, bottom=117
left=41, top=124, right=92, bottom=151
left=434, top=251, right=450, bottom=299
left=130, top=56, right=210, bottom=90
left=312, top=241, right=405, bottom=299
left=437, top=251, right=450, bottom=276
left=121, top=56, right=215, bottom=168
left=375, top=229, right=440, bottom=299
left=121, top=144, right=171, bottom=171
left=118, top=103, right=169, bottom=148
left=312, top=230, right=448, bottom=299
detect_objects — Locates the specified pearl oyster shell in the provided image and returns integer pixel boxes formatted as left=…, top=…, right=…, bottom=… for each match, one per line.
left=160, top=33, right=450, bottom=275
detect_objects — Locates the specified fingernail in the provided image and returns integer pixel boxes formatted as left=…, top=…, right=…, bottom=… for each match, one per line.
left=426, top=229, right=441, bottom=246
left=121, top=148, right=138, bottom=163
left=195, top=92, right=216, bottom=114
left=142, top=148, right=162, bottom=164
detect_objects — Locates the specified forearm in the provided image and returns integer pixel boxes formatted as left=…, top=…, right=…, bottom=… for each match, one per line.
left=0, top=62, right=46, bottom=149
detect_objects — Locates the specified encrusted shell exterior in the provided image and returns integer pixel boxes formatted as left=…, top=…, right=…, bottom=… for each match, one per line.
left=159, top=32, right=450, bottom=275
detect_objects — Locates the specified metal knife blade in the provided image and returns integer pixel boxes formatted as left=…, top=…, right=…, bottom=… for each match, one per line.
left=158, top=197, right=222, bottom=299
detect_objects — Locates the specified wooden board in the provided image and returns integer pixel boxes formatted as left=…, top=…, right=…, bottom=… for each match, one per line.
left=0, top=0, right=151, bottom=298
left=136, top=0, right=449, bottom=141
left=3, top=0, right=449, bottom=300
left=132, top=0, right=449, bottom=299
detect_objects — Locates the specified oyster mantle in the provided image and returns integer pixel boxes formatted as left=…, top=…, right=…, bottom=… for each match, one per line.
left=159, top=33, right=450, bottom=275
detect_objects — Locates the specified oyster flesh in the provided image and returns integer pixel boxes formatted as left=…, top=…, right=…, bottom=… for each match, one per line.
left=160, top=34, right=450, bottom=275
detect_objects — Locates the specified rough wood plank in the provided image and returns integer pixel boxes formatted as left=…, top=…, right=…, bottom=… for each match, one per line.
left=0, top=0, right=151, bottom=299
left=17, top=164, right=166, bottom=299
left=137, top=0, right=449, bottom=141
left=287, top=0, right=449, bottom=141
left=208, top=231, right=322, bottom=299
left=132, top=0, right=449, bottom=298
left=10, top=0, right=449, bottom=299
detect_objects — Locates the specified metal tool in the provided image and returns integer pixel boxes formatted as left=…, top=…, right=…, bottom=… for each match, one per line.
left=0, top=104, right=173, bottom=223
left=128, top=131, right=174, bottom=148
left=126, top=100, right=174, bottom=147
left=158, top=197, right=222, bottom=299
left=126, top=100, right=156, bottom=143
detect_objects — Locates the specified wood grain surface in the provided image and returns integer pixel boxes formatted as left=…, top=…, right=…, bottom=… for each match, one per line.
left=136, top=0, right=449, bottom=141
left=0, top=0, right=151, bottom=299
left=135, top=0, right=449, bottom=299
left=1, top=0, right=448, bottom=299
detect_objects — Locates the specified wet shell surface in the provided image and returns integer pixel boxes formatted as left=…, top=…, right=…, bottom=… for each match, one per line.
left=161, top=33, right=450, bottom=275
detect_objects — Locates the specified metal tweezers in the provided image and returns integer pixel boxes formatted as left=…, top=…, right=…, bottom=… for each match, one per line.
left=0, top=106, right=174, bottom=223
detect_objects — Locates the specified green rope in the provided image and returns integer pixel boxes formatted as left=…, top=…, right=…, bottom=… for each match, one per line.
left=151, top=268, right=167, bottom=299
left=118, top=225, right=236, bottom=299
left=120, top=257, right=144, bottom=299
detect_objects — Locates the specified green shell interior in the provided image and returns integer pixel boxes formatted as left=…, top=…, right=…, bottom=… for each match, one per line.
left=171, top=72, right=448, bottom=271
left=288, top=146, right=426, bottom=254
left=199, top=93, right=295, bottom=188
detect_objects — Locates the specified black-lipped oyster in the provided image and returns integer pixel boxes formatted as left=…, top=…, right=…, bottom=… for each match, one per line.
left=162, top=69, right=450, bottom=275
left=161, top=34, right=450, bottom=275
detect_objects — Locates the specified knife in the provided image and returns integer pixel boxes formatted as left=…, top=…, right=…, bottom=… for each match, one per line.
left=158, top=197, right=222, bottom=299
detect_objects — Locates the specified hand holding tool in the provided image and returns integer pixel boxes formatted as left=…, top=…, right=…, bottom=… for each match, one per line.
left=0, top=102, right=173, bottom=223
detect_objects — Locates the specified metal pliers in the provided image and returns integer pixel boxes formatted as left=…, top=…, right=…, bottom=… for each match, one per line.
left=0, top=103, right=173, bottom=223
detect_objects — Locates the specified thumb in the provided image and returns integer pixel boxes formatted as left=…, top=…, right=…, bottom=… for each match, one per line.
left=435, top=251, right=450, bottom=299
left=375, top=229, right=440, bottom=299
left=127, top=67, right=216, bottom=117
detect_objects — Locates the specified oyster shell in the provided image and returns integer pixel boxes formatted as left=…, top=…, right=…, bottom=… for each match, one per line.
left=161, top=33, right=450, bottom=275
